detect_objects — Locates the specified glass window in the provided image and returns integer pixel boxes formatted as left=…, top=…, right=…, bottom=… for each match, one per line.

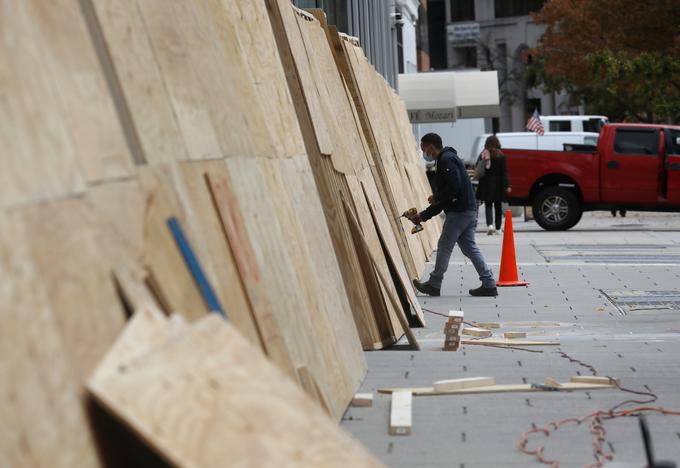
left=583, top=118, right=604, bottom=133
left=451, top=0, right=475, bottom=22
left=584, top=136, right=599, bottom=146
left=614, top=129, right=659, bottom=155
left=549, top=121, right=572, bottom=132
left=494, top=0, right=546, bottom=18
left=668, top=129, right=680, bottom=154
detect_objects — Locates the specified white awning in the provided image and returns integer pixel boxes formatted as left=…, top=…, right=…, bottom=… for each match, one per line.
left=398, top=70, right=500, bottom=123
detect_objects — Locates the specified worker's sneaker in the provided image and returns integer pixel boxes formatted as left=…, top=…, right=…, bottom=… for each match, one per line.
left=469, top=285, right=498, bottom=297
left=487, top=225, right=495, bottom=235
left=413, top=279, right=440, bottom=297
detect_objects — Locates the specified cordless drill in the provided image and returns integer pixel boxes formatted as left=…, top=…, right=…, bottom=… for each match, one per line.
left=401, top=207, right=424, bottom=234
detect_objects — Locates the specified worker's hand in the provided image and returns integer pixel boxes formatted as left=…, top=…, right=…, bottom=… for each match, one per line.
left=427, top=195, right=434, bottom=205
left=506, top=187, right=512, bottom=194
left=411, top=213, right=422, bottom=225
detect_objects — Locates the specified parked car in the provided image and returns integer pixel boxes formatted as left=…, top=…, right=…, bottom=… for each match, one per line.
left=468, top=131, right=600, bottom=166
left=540, top=115, right=609, bottom=133
left=504, top=123, right=680, bottom=230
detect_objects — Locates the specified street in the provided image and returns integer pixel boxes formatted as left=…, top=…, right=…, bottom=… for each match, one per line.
left=342, top=210, right=680, bottom=467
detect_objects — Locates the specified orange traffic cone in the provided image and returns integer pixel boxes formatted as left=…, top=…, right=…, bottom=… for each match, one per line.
left=497, top=209, right=529, bottom=287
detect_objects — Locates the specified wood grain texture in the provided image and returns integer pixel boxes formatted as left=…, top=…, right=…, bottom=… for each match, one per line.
left=171, top=160, right=262, bottom=346
left=0, top=0, right=86, bottom=208
left=88, top=314, right=384, bottom=468
left=138, top=165, right=207, bottom=321
left=0, top=212, right=100, bottom=468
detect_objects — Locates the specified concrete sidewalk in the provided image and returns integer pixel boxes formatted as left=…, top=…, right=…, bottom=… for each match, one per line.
left=342, top=211, right=680, bottom=467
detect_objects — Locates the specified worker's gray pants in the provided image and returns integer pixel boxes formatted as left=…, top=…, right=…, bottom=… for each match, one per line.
left=428, top=209, right=496, bottom=289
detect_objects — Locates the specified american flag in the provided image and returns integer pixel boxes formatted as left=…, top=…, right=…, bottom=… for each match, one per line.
left=526, top=109, right=545, bottom=135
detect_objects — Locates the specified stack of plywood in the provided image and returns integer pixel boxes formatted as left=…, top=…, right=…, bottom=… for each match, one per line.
left=329, top=30, right=442, bottom=278
left=0, top=0, right=432, bottom=466
left=267, top=2, right=428, bottom=349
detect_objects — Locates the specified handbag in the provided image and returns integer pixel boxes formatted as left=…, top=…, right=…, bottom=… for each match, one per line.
left=474, top=155, right=486, bottom=180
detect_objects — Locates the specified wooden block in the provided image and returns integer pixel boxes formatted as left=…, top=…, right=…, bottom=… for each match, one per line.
left=433, top=377, right=496, bottom=392
left=544, top=377, right=562, bottom=388
left=443, top=345, right=460, bottom=352
left=570, top=376, right=619, bottom=385
left=477, top=322, right=501, bottom=329
left=461, top=327, right=493, bottom=338
left=448, top=310, right=464, bottom=320
left=352, top=393, right=374, bottom=407
left=503, top=332, right=527, bottom=339
left=389, top=391, right=412, bottom=435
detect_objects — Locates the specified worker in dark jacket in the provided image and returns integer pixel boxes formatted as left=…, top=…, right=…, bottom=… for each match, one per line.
left=410, top=133, right=497, bottom=297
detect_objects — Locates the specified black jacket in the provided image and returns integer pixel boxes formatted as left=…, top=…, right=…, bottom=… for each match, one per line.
left=420, top=147, right=477, bottom=221
left=476, top=154, right=510, bottom=202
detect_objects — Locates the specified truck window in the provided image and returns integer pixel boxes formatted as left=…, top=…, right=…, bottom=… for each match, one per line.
left=668, top=129, right=680, bottom=154
left=583, top=118, right=603, bottom=133
left=549, top=121, right=571, bottom=132
left=614, top=129, right=659, bottom=155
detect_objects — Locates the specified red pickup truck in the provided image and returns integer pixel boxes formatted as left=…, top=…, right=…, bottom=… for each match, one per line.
left=504, top=123, right=680, bottom=230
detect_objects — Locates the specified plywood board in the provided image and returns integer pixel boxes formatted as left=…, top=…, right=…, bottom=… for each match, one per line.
left=20, top=195, right=138, bottom=381
left=88, top=0, right=188, bottom=164
left=171, top=160, right=262, bottom=346
left=0, top=211, right=100, bottom=468
left=0, top=0, right=86, bottom=208
left=138, top=165, right=207, bottom=321
left=88, top=314, right=384, bottom=468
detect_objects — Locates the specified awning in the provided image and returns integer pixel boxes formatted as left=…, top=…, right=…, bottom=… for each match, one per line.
left=398, top=70, right=500, bottom=123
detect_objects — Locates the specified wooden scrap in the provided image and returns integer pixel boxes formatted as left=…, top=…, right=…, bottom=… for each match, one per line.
left=378, top=381, right=615, bottom=396
left=461, top=327, right=493, bottom=338
left=433, top=377, right=496, bottom=392
left=462, top=338, right=559, bottom=346
left=503, top=332, right=527, bottom=339
left=389, top=391, right=412, bottom=435
left=352, top=393, right=374, bottom=407
left=543, top=377, right=562, bottom=388
left=570, top=376, right=619, bottom=385
left=477, top=322, right=501, bottom=329
left=448, top=310, right=464, bottom=323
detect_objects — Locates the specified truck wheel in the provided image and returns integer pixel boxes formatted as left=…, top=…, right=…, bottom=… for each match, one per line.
left=533, top=187, right=582, bottom=231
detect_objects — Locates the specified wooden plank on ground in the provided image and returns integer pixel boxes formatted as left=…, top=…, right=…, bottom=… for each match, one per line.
left=88, top=314, right=384, bottom=468
left=378, top=382, right=615, bottom=396
left=432, top=377, right=496, bottom=392
left=389, top=391, right=412, bottom=435
left=461, top=338, right=559, bottom=346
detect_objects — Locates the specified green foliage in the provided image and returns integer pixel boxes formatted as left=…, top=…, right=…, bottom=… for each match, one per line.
left=530, top=0, right=680, bottom=123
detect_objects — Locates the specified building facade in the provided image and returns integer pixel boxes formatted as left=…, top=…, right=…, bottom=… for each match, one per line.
left=427, top=0, right=580, bottom=132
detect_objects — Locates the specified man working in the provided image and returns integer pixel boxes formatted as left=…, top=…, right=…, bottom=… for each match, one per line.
left=410, top=133, right=497, bottom=297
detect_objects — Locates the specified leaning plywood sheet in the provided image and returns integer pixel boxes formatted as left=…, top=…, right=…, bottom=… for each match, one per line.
left=1, top=0, right=138, bottom=210
left=88, top=314, right=384, bottom=468
left=267, top=0, right=402, bottom=349
left=0, top=212, right=101, bottom=468
left=217, top=157, right=364, bottom=419
left=170, top=160, right=262, bottom=347
left=137, top=166, right=207, bottom=321
left=337, top=37, right=439, bottom=271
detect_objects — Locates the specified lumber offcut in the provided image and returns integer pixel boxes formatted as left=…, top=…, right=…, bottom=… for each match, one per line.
left=389, top=391, right=412, bottom=435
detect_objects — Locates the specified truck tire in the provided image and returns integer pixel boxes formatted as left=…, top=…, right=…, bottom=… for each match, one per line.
left=533, top=186, right=582, bottom=231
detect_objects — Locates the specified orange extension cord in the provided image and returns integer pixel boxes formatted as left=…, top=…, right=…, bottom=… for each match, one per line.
left=517, top=351, right=680, bottom=467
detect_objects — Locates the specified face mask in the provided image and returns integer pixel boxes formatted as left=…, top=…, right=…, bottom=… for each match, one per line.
left=423, top=151, right=433, bottom=162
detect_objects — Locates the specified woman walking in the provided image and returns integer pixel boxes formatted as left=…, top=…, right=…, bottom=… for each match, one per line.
left=476, top=135, right=511, bottom=235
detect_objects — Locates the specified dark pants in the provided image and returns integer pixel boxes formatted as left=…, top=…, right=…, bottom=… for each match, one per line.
left=484, top=201, right=503, bottom=230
